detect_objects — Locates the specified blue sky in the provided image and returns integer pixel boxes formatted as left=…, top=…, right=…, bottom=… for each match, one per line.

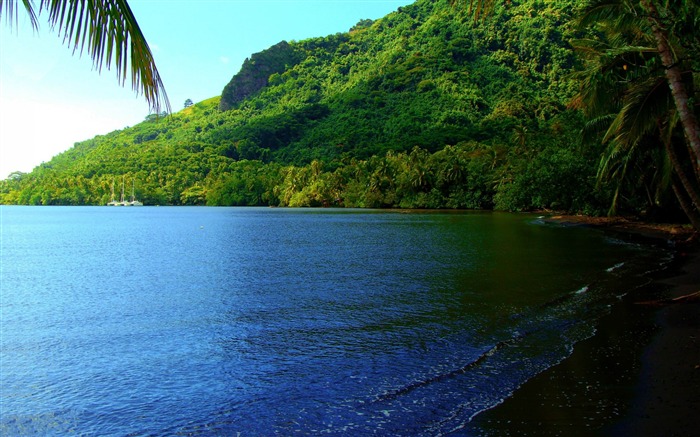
left=0, top=0, right=413, bottom=178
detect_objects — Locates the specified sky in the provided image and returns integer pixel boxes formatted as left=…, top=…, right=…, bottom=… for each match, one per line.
left=0, top=0, right=414, bottom=179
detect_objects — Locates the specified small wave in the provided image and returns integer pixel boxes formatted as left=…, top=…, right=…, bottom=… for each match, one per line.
left=606, top=262, right=625, bottom=273
left=538, top=291, right=577, bottom=310
left=529, top=216, right=547, bottom=225
left=373, top=334, right=526, bottom=403
left=575, top=285, right=589, bottom=294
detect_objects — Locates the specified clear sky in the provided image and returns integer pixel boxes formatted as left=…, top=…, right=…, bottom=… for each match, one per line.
left=0, top=0, right=414, bottom=179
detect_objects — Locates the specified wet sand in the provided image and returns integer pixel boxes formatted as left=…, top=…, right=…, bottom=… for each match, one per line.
left=467, top=219, right=699, bottom=436
left=611, top=247, right=700, bottom=436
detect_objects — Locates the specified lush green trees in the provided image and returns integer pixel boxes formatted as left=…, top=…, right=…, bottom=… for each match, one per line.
left=451, top=0, right=699, bottom=227
left=219, top=41, right=305, bottom=111
left=2, top=0, right=691, bottom=224
left=572, top=0, right=700, bottom=227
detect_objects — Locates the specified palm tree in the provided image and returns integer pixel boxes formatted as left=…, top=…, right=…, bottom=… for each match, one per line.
left=571, top=0, right=700, bottom=227
left=0, top=0, right=170, bottom=114
left=454, top=0, right=699, bottom=170
left=578, top=0, right=700, bottom=175
left=453, top=0, right=699, bottom=228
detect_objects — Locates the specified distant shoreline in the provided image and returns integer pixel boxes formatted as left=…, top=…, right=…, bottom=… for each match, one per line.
left=544, top=214, right=697, bottom=246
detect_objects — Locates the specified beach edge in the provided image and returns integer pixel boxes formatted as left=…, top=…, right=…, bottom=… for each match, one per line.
left=468, top=215, right=699, bottom=436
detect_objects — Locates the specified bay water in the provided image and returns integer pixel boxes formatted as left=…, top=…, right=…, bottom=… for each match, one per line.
left=0, top=207, right=666, bottom=435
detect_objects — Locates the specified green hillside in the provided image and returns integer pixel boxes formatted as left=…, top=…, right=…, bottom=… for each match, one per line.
left=1, top=0, right=693, bottom=219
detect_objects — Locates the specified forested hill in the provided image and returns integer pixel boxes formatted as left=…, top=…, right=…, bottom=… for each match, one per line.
left=0, top=0, right=666, bottom=215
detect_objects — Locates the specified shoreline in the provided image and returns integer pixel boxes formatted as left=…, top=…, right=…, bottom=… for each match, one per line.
left=609, top=245, right=700, bottom=436
left=542, top=214, right=697, bottom=246
left=467, top=216, right=699, bottom=436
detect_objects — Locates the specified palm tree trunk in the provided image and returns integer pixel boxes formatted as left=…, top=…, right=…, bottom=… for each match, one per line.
left=671, top=180, right=700, bottom=231
left=641, top=1, right=700, bottom=175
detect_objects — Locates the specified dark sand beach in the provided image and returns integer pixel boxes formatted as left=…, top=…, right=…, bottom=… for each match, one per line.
left=468, top=218, right=700, bottom=436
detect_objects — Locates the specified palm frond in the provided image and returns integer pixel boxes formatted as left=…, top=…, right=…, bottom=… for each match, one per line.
left=582, top=113, right=617, bottom=143
left=0, top=0, right=39, bottom=30
left=571, top=61, right=625, bottom=117
left=577, top=0, right=641, bottom=30
left=609, top=76, right=672, bottom=145
left=1, top=0, right=170, bottom=114
left=596, top=137, right=634, bottom=215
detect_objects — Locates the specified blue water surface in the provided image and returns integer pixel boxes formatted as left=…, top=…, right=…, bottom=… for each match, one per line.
left=0, top=207, right=664, bottom=435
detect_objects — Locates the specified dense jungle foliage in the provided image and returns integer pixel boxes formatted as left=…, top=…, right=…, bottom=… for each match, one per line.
left=1, top=0, right=696, bottom=221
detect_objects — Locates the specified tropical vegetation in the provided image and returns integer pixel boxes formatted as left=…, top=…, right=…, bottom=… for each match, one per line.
left=1, top=0, right=697, bottom=229
left=571, top=0, right=700, bottom=228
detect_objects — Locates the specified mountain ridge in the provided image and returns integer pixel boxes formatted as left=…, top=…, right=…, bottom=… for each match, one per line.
left=1, top=0, right=620, bottom=213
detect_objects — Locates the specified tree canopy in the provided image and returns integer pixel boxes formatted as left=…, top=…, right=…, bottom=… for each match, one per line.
left=2, top=0, right=697, bottom=229
left=571, top=0, right=700, bottom=226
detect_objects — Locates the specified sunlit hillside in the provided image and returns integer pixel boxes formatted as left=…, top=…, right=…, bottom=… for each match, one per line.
left=2, top=0, right=691, bottom=221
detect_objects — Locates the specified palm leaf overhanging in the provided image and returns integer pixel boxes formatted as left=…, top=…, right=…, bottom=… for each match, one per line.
left=0, top=0, right=170, bottom=114
left=572, top=0, right=700, bottom=227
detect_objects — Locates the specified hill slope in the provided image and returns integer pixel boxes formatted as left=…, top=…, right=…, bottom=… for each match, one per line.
left=1, top=0, right=612, bottom=211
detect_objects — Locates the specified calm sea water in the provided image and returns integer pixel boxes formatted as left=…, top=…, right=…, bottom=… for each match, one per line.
left=0, top=207, right=666, bottom=435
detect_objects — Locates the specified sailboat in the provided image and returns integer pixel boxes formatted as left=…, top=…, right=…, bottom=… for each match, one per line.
left=119, top=177, right=127, bottom=206
left=128, top=179, right=143, bottom=206
left=107, top=180, right=121, bottom=206
left=106, top=177, right=143, bottom=206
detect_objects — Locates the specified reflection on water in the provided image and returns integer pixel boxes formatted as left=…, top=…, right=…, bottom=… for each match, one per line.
left=0, top=207, right=665, bottom=435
